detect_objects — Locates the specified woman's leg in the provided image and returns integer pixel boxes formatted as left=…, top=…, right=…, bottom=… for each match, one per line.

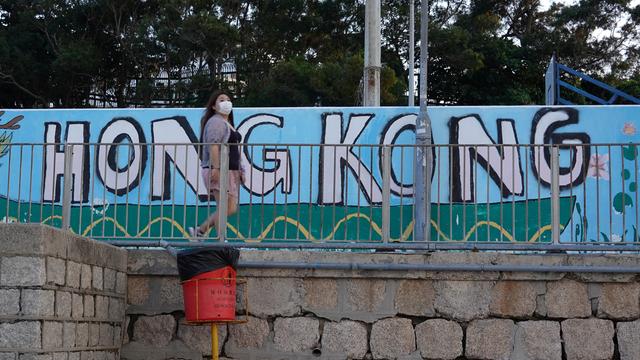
left=197, top=191, right=238, bottom=235
left=198, top=190, right=220, bottom=234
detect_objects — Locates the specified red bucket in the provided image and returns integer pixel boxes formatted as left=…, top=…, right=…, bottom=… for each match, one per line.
left=182, top=266, right=237, bottom=322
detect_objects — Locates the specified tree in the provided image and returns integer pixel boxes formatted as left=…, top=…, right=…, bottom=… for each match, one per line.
left=0, top=0, right=638, bottom=108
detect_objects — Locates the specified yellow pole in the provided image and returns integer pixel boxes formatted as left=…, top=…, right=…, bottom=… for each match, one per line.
left=211, top=323, right=219, bottom=360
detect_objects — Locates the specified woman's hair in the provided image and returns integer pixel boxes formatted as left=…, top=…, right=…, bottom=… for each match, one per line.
left=200, top=90, right=234, bottom=142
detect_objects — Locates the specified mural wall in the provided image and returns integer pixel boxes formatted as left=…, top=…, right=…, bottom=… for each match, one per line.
left=0, top=106, right=638, bottom=243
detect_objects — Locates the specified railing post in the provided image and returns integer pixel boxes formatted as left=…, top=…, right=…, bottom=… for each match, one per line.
left=218, top=144, right=229, bottom=242
left=551, top=146, right=560, bottom=244
left=382, top=146, right=391, bottom=243
left=61, top=143, right=73, bottom=231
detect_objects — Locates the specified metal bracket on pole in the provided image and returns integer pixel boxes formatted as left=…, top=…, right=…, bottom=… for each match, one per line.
left=218, top=144, right=229, bottom=242
left=551, top=146, right=560, bottom=244
left=382, top=146, right=391, bottom=243
left=61, top=144, right=73, bottom=231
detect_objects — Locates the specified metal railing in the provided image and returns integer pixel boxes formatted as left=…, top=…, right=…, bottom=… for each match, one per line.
left=545, top=55, right=640, bottom=105
left=1, top=142, right=639, bottom=251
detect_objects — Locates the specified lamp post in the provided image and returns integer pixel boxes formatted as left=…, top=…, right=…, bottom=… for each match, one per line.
left=364, top=0, right=381, bottom=106
left=408, top=0, right=415, bottom=106
left=413, top=0, right=432, bottom=242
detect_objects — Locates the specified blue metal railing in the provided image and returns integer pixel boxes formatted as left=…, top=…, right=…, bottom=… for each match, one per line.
left=545, top=55, right=640, bottom=105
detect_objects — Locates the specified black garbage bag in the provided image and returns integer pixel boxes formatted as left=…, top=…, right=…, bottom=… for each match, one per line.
left=177, top=247, right=240, bottom=281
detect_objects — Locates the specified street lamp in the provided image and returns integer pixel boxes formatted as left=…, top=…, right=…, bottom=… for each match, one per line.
left=414, top=0, right=433, bottom=242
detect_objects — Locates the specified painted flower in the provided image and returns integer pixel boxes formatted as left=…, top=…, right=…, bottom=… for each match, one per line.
left=0, top=132, right=11, bottom=159
left=611, top=234, right=622, bottom=243
left=623, top=122, right=637, bottom=136
left=587, top=154, right=609, bottom=180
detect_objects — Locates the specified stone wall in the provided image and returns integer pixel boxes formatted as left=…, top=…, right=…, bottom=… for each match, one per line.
left=125, top=249, right=640, bottom=360
left=0, top=224, right=127, bottom=360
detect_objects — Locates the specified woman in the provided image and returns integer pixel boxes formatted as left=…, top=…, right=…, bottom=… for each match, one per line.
left=188, top=90, right=244, bottom=239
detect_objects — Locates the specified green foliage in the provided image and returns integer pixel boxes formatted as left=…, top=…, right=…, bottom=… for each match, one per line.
left=0, top=0, right=638, bottom=107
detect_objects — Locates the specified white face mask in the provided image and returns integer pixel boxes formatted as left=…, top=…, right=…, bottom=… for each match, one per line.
left=217, top=100, right=233, bottom=115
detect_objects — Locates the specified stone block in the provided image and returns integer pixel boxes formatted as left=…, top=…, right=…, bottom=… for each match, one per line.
left=273, top=317, right=320, bottom=353
left=132, top=315, right=176, bottom=347
left=370, top=318, right=415, bottom=359
left=99, top=323, right=113, bottom=346
left=55, top=291, right=71, bottom=318
left=598, top=283, right=640, bottom=319
left=0, top=354, right=15, bottom=360
left=92, top=242, right=127, bottom=272
left=115, top=272, right=126, bottom=295
left=92, top=266, right=103, bottom=290
left=95, top=296, right=108, bottom=320
left=71, top=294, right=83, bottom=319
left=65, top=235, right=95, bottom=267
left=345, top=279, right=387, bottom=313
left=490, top=281, right=541, bottom=318
left=0, top=289, right=20, bottom=315
left=0, top=321, right=41, bottom=348
left=65, top=261, right=80, bottom=289
left=0, top=224, right=65, bottom=257
left=617, top=320, right=640, bottom=360
left=21, top=289, right=55, bottom=316
left=321, top=320, right=368, bottom=359
left=177, top=321, right=227, bottom=356
left=108, top=298, right=125, bottom=321
left=236, top=280, right=247, bottom=313
left=466, top=319, right=515, bottom=360
left=80, top=264, right=91, bottom=289
left=546, top=280, right=591, bottom=318
left=46, top=257, right=66, bottom=286
left=303, top=278, right=337, bottom=310
left=67, top=354, right=78, bottom=360
left=1, top=257, right=46, bottom=286
left=103, top=268, right=116, bottom=292
left=113, top=326, right=121, bottom=346
left=75, top=323, right=88, bottom=347
left=126, top=277, right=149, bottom=305
left=126, top=250, right=177, bottom=275
left=42, top=321, right=63, bottom=349
left=52, top=353, right=67, bottom=360
left=227, top=316, right=270, bottom=349
left=18, top=355, right=52, bottom=360
left=63, top=322, right=76, bottom=347
left=157, top=277, right=182, bottom=308
left=512, top=321, right=561, bottom=360
left=88, top=323, right=100, bottom=347
left=123, top=317, right=130, bottom=344
left=434, top=281, right=493, bottom=321
left=247, top=278, right=303, bottom=317
left=84, top=295, right=94, bottom=318
left=415, top=319, right=463, bottom=360
left=394, top=280, right=435, bottom=316
left=562, top=318, right=614, bottom=360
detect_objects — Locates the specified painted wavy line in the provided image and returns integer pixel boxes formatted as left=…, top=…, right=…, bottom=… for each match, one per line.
left=40, top=213, right=553, bottom=243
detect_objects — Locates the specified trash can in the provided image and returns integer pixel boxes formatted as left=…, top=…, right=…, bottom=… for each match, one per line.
left=177, top=247, right=240, bottom=322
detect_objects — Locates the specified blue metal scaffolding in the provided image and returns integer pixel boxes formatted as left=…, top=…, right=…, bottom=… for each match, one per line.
left=545, top=55, right=640, bottom=106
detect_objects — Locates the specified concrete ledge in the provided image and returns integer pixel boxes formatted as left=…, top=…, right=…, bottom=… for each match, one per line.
left=128, top=248, right=640, bottom=282
left=0, top=224, right=127, bottom=271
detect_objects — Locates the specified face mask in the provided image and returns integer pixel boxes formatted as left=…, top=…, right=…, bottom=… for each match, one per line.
left=217, top=100, right=233, bottom=115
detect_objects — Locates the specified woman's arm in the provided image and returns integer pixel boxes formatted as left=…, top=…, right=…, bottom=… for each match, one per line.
left=209, top=143, right=221, bottom=182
